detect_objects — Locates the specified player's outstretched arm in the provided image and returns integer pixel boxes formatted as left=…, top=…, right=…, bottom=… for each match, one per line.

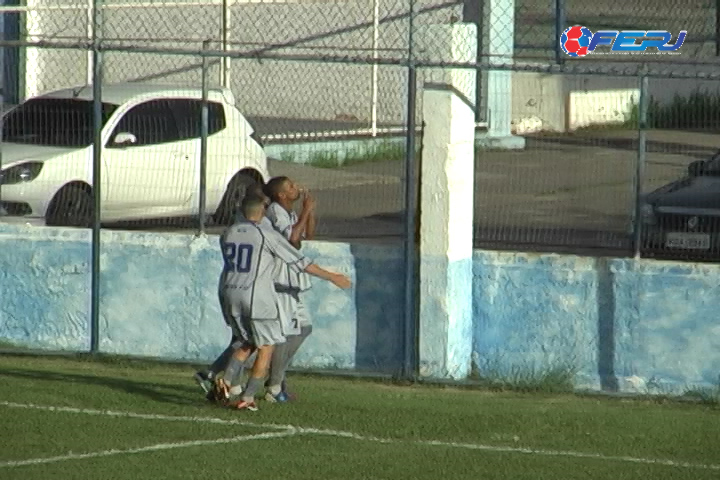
left=304, top=263, right=351, bottom=289
left=262, top=225, right=350, bottom=289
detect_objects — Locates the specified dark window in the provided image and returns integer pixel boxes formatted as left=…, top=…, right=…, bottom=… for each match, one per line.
left=167, top=99, right=227, bottom=141
left=109, top=99, right=180, bottom=147
left=2, top=98, right=118, bottom=147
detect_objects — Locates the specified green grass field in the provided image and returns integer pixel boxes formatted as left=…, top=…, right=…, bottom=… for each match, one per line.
left=1, top=353, right=719, bottom=479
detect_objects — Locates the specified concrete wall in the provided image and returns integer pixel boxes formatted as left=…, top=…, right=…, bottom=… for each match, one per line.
left=0, top=223, right=405, bottom=374
left=473, top=250, right=720, bottom=395
left=511, top=68, right=720, bottom=133
left=23, top=0, right=464, bottom=127
left=20, top=1, right=718, bottom=134
left=2, top=223, right=720, bottom=396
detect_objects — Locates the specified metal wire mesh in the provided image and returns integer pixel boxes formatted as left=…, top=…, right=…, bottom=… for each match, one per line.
left=638, top=76, right=720, bottom=260
left=1, top=0, right=720, bottom=257
left=514, top=0, right=716, bottom=62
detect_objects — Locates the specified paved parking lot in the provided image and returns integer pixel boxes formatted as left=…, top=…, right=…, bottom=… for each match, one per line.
left=83, top=128, right=719, bottom=255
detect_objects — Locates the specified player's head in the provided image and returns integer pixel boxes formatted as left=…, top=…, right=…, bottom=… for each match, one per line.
left=245, top=181, right=270, bottom=207
left=265, top=176, right=300, bottom=204
left=240, top=194, right=266, bottom=222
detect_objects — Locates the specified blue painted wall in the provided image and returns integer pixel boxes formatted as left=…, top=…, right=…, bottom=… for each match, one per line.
left=472, top=251, right=601, bottom=390
left=2, top=223, right=720, bottom=396
left=0, top=224, right=406, bottom=375
left=472, top=251, right=720, bottom=395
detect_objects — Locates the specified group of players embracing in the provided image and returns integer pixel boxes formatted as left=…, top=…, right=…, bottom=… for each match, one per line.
left=193, top=175, right=352, bottom=411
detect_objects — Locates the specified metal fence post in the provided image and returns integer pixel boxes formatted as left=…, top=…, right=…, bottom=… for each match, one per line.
left=221, top=0, right=231, bottom=87
left=0, top=101, right=4, bottom=213
left=370, top=0, right=379, bottom=136
left=632, top=72, right=649, bottom=258
left=402, top=0, right=418, bottom=381
left=554, top=0, right=566, bottom=64
left=198, top=40, right=210, bottom=235
left=716, top=0, right=720, bottom=56
left=90, top=0, right=104, bottom=353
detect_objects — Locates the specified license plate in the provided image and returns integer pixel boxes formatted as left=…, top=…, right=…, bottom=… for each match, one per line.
left=665, top=232, right=711, bottom=250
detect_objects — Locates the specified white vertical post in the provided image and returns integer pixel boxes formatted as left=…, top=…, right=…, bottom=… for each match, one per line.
left=370, top=0, right=379, bottom=136
left=24, top=0, right=41, bottom=100
left=221, top=0, right=231, bottom=88
left=477, top=0, right=525, bottom=149
left=416, top=24, right=477, bottom=380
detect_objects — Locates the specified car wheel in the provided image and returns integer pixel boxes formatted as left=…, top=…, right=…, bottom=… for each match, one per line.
left=213, top=172, right=257, bottom=225
left=45, top=185, right=94, bottom=228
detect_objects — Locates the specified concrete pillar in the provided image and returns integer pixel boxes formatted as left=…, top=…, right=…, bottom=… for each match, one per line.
left=416, top=24, right=476, bottom=380
left=477, top=0, right=526, bottom=149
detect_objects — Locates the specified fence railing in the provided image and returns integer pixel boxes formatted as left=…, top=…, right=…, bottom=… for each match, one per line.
left=2, top=1, right=720, bottom=367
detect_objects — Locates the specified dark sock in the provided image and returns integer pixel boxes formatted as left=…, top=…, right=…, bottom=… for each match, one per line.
left=242, top=377, right=265, bottom=402
left=283, top=326, right=312, bottom=372
left=229, top=357, right=253, bottom=386
left=223, top=356, right=244, bottom=386
left=268, top=342, right=290, bottom=389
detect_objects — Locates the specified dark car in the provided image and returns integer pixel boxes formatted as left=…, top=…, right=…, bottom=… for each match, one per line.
left=641, top=152, right=720, bottom=258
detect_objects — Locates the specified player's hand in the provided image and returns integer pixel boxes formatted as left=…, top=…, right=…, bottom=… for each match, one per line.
left=302, top=191, right=317, bottom=212
left=331, top=273, right=352, bottom=289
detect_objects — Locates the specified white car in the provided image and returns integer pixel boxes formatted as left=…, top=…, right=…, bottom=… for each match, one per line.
left=0, top=82, right=269, bottom=227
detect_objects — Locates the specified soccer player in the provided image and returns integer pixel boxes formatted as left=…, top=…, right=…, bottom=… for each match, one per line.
left=193, top=182, right=271, bottom=396
left=215, top=195, right=351, bottom=411
left=262, top=175, right=316, bottom=402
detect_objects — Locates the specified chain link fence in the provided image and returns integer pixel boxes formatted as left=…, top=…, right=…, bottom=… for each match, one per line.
left=514, top=0, right=717, bottom=61
left=1, top=0, right=720, bottom=254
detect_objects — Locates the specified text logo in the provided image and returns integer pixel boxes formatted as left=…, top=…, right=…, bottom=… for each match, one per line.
left=560, top=25, right=686, bottom=57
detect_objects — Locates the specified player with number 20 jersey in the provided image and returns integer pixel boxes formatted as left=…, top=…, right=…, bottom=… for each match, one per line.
left=220, top=220, right=311, bottom=333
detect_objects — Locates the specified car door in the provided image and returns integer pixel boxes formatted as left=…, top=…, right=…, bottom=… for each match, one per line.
left=166, top=99, right=205, bottom=208
left=102, top=99, right=190, bottom=210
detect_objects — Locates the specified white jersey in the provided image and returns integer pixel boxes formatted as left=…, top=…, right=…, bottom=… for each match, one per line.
left=266, top=202, right=313, bottom=291
left=219, top=219, right=311, bottom=320
left=218, top=214, right=274, bottom=295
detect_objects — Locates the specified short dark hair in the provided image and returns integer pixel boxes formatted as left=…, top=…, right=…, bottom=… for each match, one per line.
left=264, top=176, right=290, bottom=202
left=240, top=194, right=266, bottom=217
left=246, top=181, right=266, bottom=200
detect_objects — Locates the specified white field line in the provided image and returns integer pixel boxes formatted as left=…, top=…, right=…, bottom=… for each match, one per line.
left=0, top=430, right=296, bottom=468
left=0, top=401, right=294, bottom=431
left=2, top=401, right=719, bottom=471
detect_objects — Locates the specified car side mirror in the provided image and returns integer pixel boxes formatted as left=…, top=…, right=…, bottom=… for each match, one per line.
left=688, top=159, right=705, bottom=176
left=112, top=132, right=137, bottom=147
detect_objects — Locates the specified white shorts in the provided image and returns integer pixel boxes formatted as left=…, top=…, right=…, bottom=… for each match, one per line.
left=247, top=317, right=285, bottom=347
left=276, top=286, right=312, bottom=336
left=221, top=290, right=285, bottom=348
left=297, top=292, right=312, bottom=328
left=229, top=314, right=285, bottom=347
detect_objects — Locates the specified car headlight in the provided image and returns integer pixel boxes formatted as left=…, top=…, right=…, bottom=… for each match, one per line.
left=0, top=162, right=44, bottom=185
left=640, top=203, right=657, bottom=225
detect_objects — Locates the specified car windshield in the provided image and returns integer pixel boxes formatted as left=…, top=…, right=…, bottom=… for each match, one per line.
left=1, top=98, right=118, bottom=147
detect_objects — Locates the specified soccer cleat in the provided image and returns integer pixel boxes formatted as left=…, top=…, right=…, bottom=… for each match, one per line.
left=205, top=390, right=216, bottom=403
left=193, top=371, right=212, bottom=394
left=264, top=391, right=290, bottom=403
left=229, top=384, right=244, bottom=397
left=281, top=380, right=297, bottom=401
left=230, top=399, right=259, bottom=411
left=212, top=378, right=231, bottom=405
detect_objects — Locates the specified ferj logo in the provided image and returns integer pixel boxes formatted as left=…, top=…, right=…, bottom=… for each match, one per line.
left=559, top=25, right=687, bottom=57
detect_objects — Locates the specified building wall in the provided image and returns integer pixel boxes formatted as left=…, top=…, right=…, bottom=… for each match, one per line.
left=21, top=0, right=463, bottom=127
left=2, top=223, right=720, bottom=396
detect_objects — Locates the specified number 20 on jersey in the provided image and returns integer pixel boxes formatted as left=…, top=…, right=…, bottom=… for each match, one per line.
left=222, top=242, right=254, bottom=273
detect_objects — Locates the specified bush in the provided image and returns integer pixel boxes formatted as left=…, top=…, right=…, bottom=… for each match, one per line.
left=624, top=90, right=720, bottom=130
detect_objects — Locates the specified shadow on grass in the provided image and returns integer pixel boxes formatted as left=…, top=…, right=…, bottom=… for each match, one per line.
left=0, top=367, right=202, bottom=406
